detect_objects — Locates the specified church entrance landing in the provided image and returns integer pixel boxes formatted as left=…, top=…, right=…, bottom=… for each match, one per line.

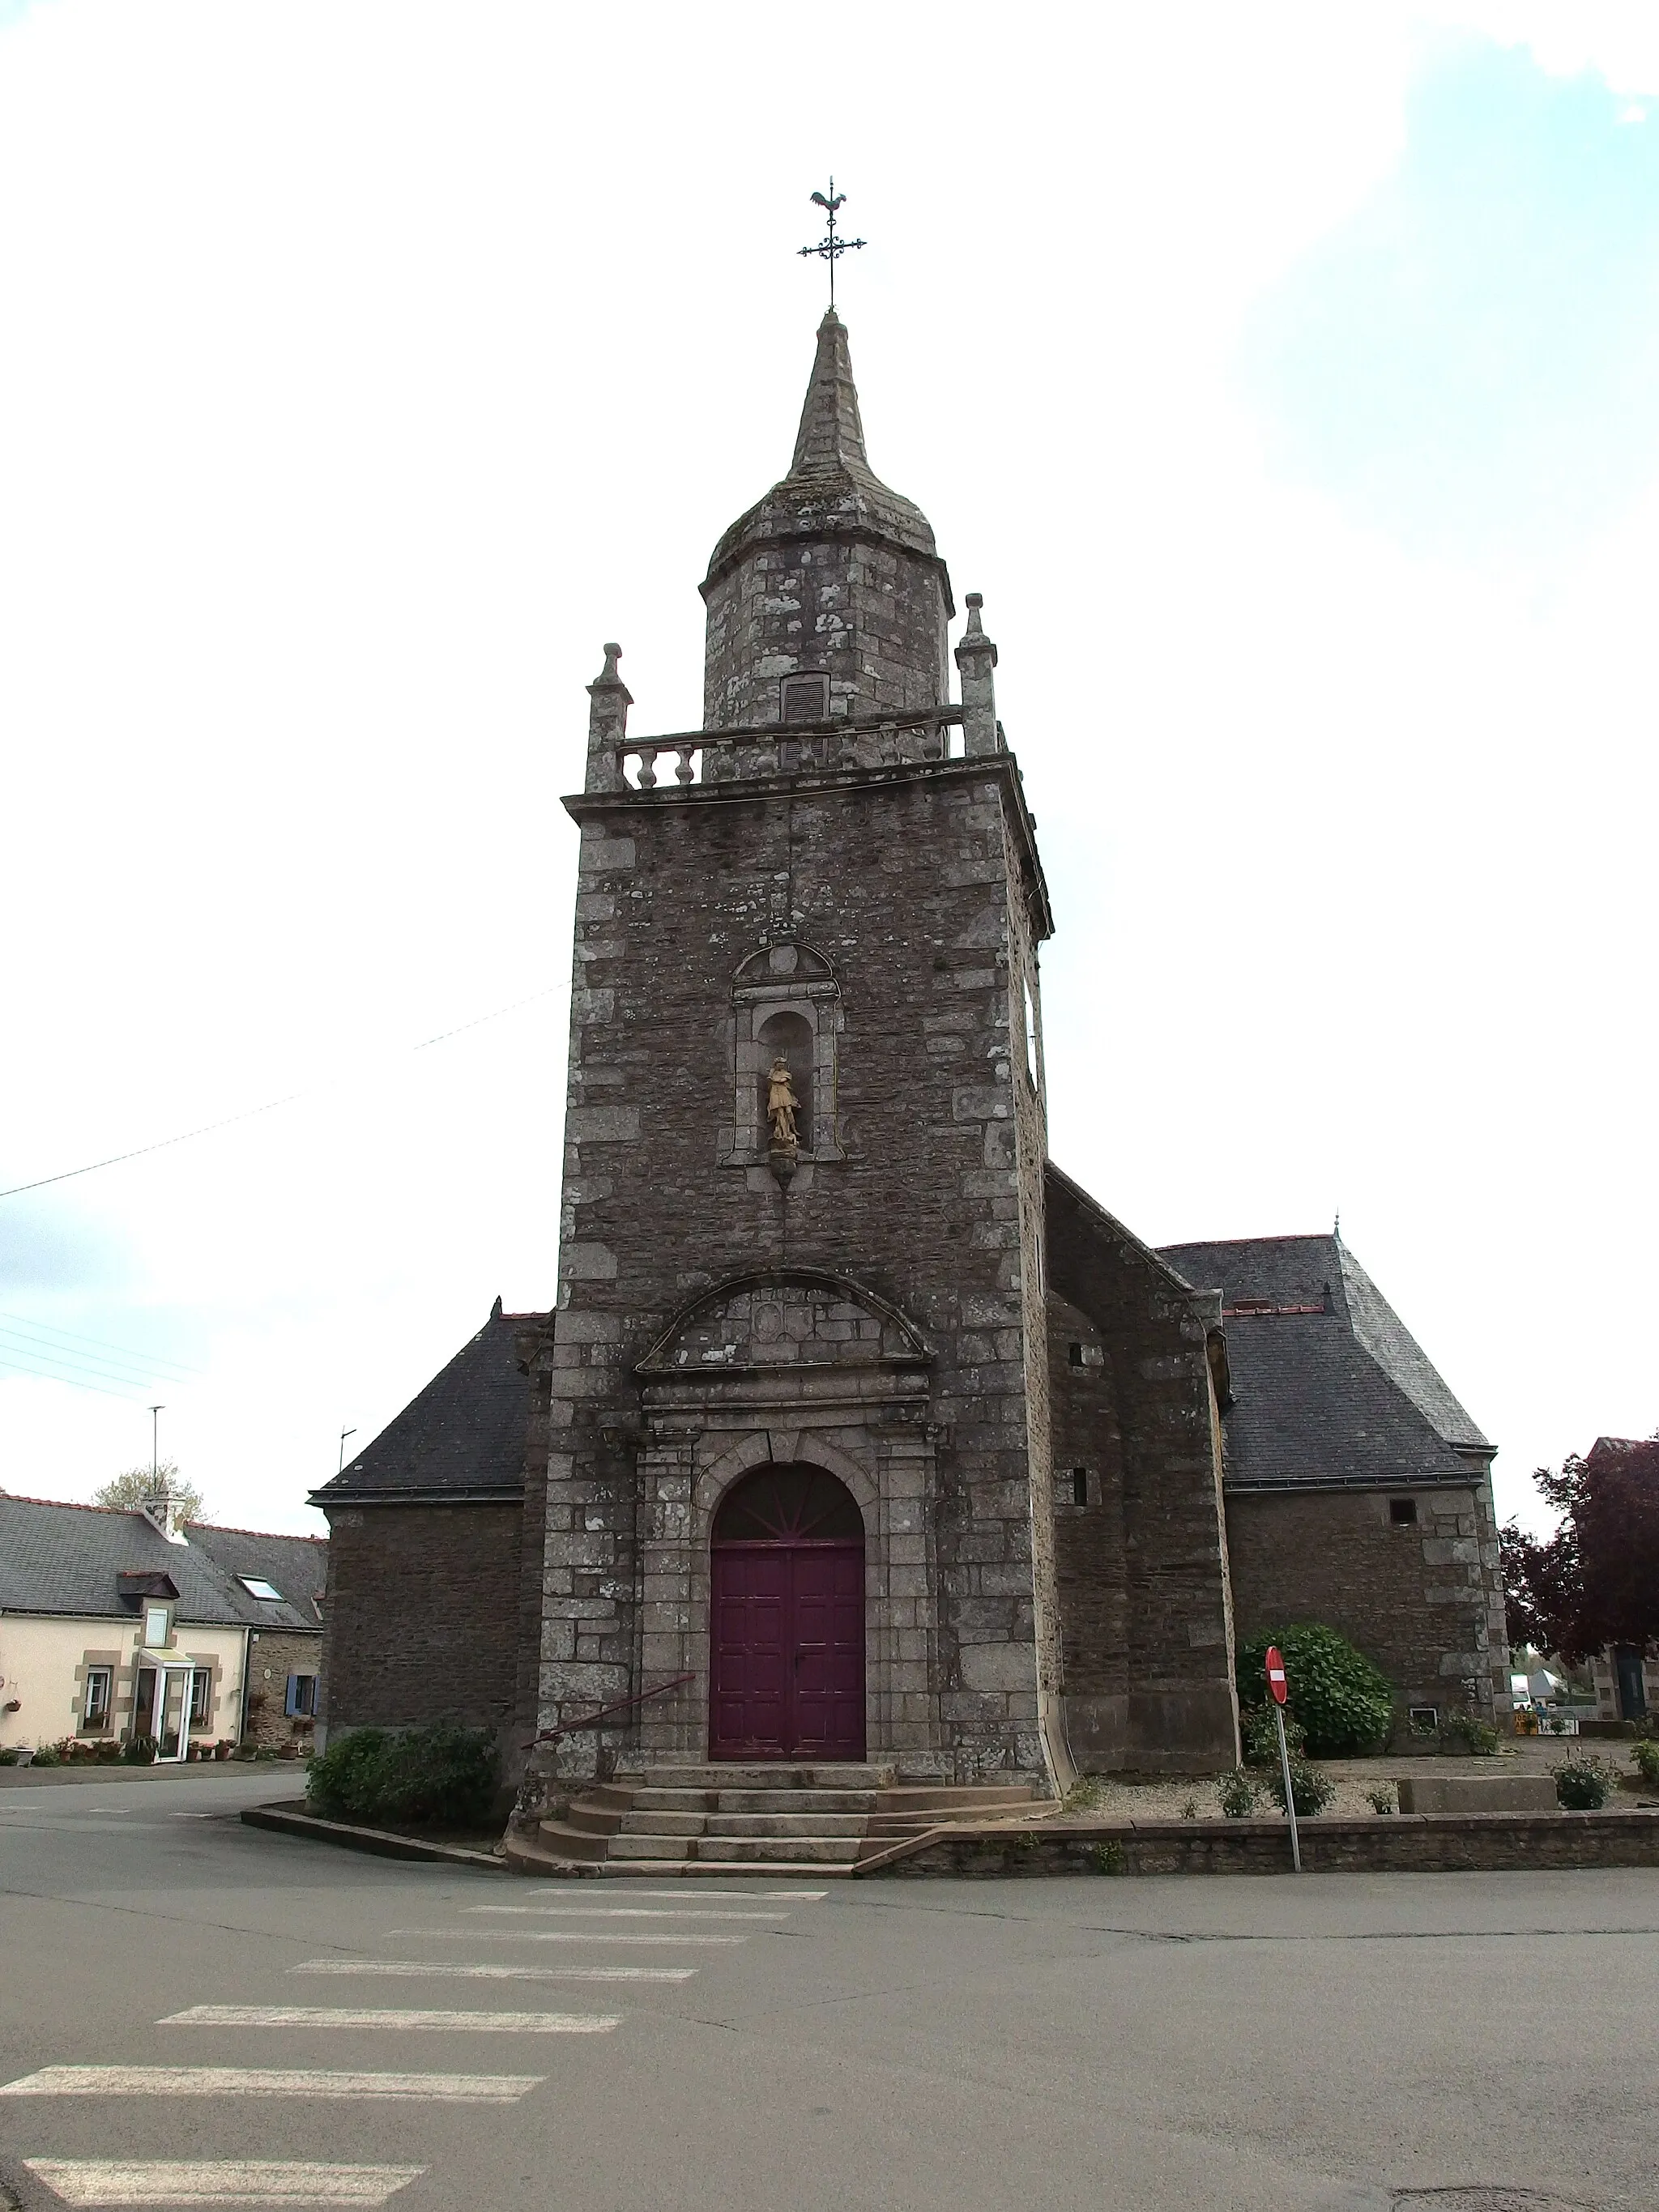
left=710, top=1464, right=865, bottom=1762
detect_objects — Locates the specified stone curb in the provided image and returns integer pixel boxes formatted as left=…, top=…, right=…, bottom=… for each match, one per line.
left=855, top=1807, right=1659, bottom=1877
left=241, top=1799, right=507, bottom=1870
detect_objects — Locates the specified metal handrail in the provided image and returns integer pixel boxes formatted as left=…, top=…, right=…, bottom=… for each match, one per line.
left=523, top=1673, right=694, bottom=1752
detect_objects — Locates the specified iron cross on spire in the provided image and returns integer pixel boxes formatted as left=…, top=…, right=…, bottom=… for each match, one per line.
left=798, top=178, right=865, bottom=309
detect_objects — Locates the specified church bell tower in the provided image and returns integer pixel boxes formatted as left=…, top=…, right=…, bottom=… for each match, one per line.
left=535, top=309, right=1069, bottom=1789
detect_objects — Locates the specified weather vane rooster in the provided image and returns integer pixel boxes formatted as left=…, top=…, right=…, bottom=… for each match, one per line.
left=799, top=179, right=865, bottom=310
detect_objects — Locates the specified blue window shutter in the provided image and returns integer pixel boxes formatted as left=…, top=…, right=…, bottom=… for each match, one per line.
left=284, top=1675, right=300, bottom=1717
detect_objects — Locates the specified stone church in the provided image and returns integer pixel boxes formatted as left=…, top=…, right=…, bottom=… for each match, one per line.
left=313, top=313, right=1512, bottom=1827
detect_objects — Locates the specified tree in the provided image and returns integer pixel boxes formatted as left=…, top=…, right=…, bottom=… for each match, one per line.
left=93, top=1460, right=208, bottom=1525
left=1502, top=1436, right=1659, bottom=1662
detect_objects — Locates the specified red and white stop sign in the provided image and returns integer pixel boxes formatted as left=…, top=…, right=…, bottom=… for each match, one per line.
left=1265, top=1647, right=1289, bottom=1706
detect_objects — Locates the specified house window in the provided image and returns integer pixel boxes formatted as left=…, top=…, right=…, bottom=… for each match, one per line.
left=83, top=1667, right=113, bottom=1732
left=1072, top=1468, right=1090, bottom=1507
left=1389, top=1498, right=1418, bottom=1526
left=238, top=1577, right=284, bottom=1602
left=284, top=1674, right=318, bottom=1719
left=143, top=1604, right=170, bottom=1647
left=189, top=1670, right=211, bottom=1728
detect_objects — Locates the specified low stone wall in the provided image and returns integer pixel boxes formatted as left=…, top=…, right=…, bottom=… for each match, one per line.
left=864, top=1809, right=1659, bottom=1877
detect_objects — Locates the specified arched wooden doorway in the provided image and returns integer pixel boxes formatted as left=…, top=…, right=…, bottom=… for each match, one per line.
left=709, top=1464, right=866, bottom=1761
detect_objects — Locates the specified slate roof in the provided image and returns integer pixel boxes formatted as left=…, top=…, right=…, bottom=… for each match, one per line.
left=309, top=1300, right=545, bottom=1510
left=1156, top=1234, right=1491, bottom=1491
left=0, top=1495, right=325, bottom=1630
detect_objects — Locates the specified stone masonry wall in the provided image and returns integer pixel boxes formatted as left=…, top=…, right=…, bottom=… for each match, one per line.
left=1225, top=1481, right=1510, bottom=1733
left=243, top=1628, right=325, bottom=1751
left=540, top=752, right=1056, bottom=1782
left=1043, top=1169, right=1239, bottom=1775
left=318, top=1502, right=522, bottom=1744
left=702, top=532, right=951, bottom=731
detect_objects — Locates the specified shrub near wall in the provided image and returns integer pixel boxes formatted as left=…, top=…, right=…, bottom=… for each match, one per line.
left=1237, top=1626, right=1394, bottom=1757
left=305, top=1725, right=500, bottom=1831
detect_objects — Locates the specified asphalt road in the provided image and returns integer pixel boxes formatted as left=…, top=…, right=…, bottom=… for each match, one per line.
left=2, top=1768, right=1655, bottom=2212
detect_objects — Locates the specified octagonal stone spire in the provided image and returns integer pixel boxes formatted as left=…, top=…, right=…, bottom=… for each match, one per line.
left=700, top=312, right=954, bottom=731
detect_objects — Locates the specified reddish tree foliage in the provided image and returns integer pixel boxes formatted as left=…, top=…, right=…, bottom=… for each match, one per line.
left=1503, top=1434, right=1659, bottom=1661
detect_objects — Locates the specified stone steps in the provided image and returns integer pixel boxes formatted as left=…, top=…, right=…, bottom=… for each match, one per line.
left=615, top=1762, right=897, bottom=1787
left=503, top=1764, right=1041, bottom=1877
left=610, top=1833, right=866, bottom=1865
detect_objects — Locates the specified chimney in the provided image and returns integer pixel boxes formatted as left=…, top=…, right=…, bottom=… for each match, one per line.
left=140, top=1490, right=189, bottom=1545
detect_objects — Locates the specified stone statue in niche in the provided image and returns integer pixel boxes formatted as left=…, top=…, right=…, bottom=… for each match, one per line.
left=766, top=1058, right=800, bottom=1152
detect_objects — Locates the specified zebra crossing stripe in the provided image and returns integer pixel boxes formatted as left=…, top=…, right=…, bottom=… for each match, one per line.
left=465, top=1904, right=787, bottom=1921
left=292, top=1959, right=695, bottom=1982
left=387, top=1928, right=743, bottom=1944
left=22, top=2160, right=424, bottom=2206
left=2, top=2065, right=537, bottom=2102
left=160, top=2005, right=619, bottom=2034
left=518, top=1886, right=827, bottom=1901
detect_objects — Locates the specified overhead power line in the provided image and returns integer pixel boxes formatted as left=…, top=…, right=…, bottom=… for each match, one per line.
left=0, top=983, right=561, bottom=1204
left=0, top=1353, right=143, bottom=1403
left=0, top=1312, right=204, bottom=1383
left=0, top=1328, right=168, bottom=1391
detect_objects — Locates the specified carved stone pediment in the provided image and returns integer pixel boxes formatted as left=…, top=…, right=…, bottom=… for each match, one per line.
left=636, top=1268, right=930, bottom=1378
left=731, top=938, right=839, bottom=1003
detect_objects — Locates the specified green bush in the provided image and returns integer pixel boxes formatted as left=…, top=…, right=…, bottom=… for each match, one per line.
left=1217, top=1768, right=1256, bottom=1819
left=1237, top=1626, right=1395, bottom=1757
left=306, top=1725, right=500, bottom=1829
left=1553, top=1756, right=1617, bottom=1810
left=1241, top=1704, right=1307, bottom=1768
left=122, top=1736, right=157, bottom=1765
left=0, top=1750, right=17, bottom=1767
left=1630, top=1739, right=1659, bottom=1787
left=29, top=1744, right=60, bottom=1767
left=1439, top=1713, right=1501, bottom=1756
left=1265, top=1758, right=1337, bottom=1818
left=1364, top=1785, right=1396, bottom=1816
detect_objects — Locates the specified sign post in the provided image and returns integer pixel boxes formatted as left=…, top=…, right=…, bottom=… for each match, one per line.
left=1265, top=1645, right=1301, bottom=1873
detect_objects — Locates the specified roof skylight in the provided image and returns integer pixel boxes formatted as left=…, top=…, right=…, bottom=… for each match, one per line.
left=238, top=1576, right=284, bottom=1601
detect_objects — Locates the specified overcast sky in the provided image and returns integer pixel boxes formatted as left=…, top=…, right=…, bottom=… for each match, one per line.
left=2, top=1, right=1655, bottom=1539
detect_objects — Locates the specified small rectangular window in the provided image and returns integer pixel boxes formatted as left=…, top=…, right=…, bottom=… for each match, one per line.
left=1389, top=1498, right=1418, bottom=1526
left=1072, top=1468, right=1090, bottom=1507
left=1068, top=1342, right=1083, bottom=1367
left=285, top=1674, right=317, bottom=1718
left=83, top=1667, right=113, bottom=1729
left=143, top=1604, right=169, bottom=1647
left=781, top=674, right=829, bottom=724
left=238, top=1577, right=284, bottom=1602
left=189, top=1670, right=211, bottom=1726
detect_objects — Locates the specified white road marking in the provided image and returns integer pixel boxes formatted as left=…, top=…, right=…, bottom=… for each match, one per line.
left=465, top=1904, right=786, bottom=1921
left=521, top=1886, right=825, bottom=1900
left=388, top=1928, right=744, bottom=1945
left=23, top=2161, right=424, bottom=2206
left=160, top=2004, right=619, bottom=2035
left=292, top=1959, right=695, bottom=1983
left=1, top=2065, right=538, bottom=2103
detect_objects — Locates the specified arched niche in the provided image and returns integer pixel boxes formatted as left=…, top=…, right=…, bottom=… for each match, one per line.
left=727, top=936, right=843, bottom=1162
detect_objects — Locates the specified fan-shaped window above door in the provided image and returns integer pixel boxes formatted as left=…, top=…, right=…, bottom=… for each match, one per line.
left=713, top=1464, right=864, bottom=1544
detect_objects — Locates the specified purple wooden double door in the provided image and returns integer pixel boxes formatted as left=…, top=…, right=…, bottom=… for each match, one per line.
left=709, top=1464, right=866, bottom=1762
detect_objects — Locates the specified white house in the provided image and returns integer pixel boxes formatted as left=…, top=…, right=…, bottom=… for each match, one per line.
left=0, top=1492, right=325, bottom=1760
